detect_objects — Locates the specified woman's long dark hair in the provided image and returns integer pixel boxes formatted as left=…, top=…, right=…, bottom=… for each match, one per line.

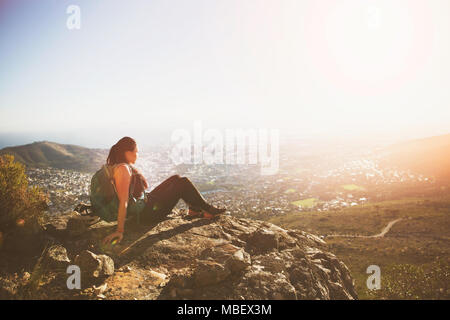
left=106, top=136, right=136, bottom=166
left=106, top=136, right=148, bottom=196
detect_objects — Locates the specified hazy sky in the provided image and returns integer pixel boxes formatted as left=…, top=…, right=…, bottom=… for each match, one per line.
left=0, top=0, right=449, bottom=148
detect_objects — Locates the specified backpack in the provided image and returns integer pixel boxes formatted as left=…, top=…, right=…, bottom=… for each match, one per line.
left=89, top=164, right=146, bottom=222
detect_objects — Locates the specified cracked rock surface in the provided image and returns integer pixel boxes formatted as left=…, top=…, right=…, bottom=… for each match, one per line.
left=37, top=211, right=358, bottom=300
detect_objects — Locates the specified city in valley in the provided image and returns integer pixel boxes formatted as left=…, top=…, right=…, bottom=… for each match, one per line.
left=25, top=141, right=435, bottom=221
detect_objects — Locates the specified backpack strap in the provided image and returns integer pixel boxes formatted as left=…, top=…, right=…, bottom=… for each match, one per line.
left=104, top=164, right=119, bottom=197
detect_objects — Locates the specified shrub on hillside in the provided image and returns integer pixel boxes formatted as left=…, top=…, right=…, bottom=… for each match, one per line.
left=0, top=154, right=48, bottom=251
left=367, top=260, right=449, bottom=299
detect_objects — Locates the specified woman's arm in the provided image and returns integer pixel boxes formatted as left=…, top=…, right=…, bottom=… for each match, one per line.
left=114, top=165, right=132, bottom=233
left=102, top=164, right=131, bottom=245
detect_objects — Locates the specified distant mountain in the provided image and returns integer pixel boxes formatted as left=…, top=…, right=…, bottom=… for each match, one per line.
left=381, top=133, right=450, bottom=181
left=0, top=141, right=108, bottom=173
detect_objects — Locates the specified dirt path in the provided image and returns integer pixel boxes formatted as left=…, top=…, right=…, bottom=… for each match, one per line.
left=326, top=218, right=403, bottom=239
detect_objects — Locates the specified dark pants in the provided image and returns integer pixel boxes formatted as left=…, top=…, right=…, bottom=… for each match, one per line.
left=143, top=175, right=209, bottom=220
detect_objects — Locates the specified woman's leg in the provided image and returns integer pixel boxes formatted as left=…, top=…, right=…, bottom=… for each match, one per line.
left=144, top=175, right=224, bottom=218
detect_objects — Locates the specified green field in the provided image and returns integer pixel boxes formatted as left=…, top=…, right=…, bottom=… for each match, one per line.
left=291, top=198, right=319, bottom=208
left=341, top=184, right=366, bottom=191
left=268, top=196, right=450, bottom=299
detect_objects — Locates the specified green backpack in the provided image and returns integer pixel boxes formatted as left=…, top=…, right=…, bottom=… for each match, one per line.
left=90, top=164, right=146, bottom=222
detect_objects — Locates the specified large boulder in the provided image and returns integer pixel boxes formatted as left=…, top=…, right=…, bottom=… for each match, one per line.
left=40, top=212, right=357, bottom=300
left=44, top=244, right=71, bottom=269
left=199, top=243, right=251, bottom=273
left=133, top=215, right=358, bottom=300
left=246, top=229, right=279, bottom=253
left=193, top=260, right=231, bottom=287
left=74, top=250, right=114, bottom=279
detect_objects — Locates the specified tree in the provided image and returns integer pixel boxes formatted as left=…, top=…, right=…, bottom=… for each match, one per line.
left=0, top=154, right=48, bottom=252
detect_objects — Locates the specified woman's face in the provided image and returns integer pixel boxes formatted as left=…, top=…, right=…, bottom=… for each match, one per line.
left=125, top=146, right=138, bottom=164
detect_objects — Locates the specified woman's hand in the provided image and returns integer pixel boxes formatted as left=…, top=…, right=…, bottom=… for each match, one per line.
left=102, top=231, right=123, bottom=245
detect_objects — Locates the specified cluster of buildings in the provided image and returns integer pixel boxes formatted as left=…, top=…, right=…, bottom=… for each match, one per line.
left=25, top=145, right=434, bottom=219
left=26, top=167, right=91, bottom=214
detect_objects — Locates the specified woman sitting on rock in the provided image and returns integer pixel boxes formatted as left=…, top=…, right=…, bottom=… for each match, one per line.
left=101, top=136, right=226, bottom=245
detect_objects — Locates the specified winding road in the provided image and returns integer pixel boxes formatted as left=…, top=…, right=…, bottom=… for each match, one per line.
left=326, top=218, right=403, bottom=239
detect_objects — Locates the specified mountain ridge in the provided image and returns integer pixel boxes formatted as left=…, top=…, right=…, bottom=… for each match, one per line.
left=0, top=140, right=106, bottom=173
left=381, top=133, right=450, bottom=181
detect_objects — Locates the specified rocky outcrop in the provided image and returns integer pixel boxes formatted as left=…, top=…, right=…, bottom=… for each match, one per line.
left=151, top=215, right=356, bottom=300
left=44, top=245, right=71, bottom=269
left=74, top=250, right=115, bottom=279
left=24, top=211, right=358, bottom=300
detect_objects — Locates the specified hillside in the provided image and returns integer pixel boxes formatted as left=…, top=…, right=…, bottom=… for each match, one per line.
left=268, top=197, right=450, bottom=299
left=381, top=133, right=450, bottom=181
left=0, top=141, right=106, bottom=173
